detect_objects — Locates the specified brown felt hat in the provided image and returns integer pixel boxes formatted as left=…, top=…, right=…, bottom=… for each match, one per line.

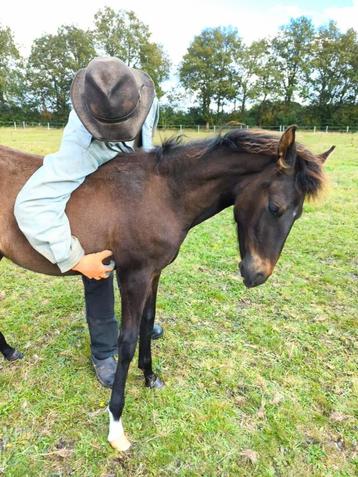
left=71, top=57, right=155, bottom=141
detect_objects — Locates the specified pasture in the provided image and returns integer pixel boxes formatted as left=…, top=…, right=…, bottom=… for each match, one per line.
left=0, top=127, right=357, bottom=477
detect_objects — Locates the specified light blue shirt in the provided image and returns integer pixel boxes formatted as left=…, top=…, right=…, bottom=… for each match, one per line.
left=14, top=97, right=159, bottom=272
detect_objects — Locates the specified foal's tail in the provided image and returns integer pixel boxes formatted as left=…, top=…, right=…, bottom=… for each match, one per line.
left=0, top=331, right=23, bottom=361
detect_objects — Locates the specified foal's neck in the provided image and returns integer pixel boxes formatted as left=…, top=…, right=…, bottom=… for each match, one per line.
left=171, top=147, right=272, bottom=230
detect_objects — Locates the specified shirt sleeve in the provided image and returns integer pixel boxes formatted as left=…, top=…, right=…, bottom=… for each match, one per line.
left=14, top=111, right=103, bottom=273
left=141, top=96, right=160, bottom=151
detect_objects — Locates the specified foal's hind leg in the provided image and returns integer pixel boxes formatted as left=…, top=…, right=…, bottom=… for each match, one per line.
left=138, top=274, right=164, bottom=389
left=0, top=331, right=23, bottom=361
left=0, top=255, right=23, bottom=361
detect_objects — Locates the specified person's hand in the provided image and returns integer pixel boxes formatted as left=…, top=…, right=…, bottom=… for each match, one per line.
left=72, top=250, right=115, bottom=280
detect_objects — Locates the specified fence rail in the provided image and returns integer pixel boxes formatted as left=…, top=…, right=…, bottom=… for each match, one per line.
left=158, top=124, right=358, bottom=133
left=0, top=120, right=358, bottom=133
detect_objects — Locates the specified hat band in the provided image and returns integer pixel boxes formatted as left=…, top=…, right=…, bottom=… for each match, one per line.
left=90, top=86, right=143, bottom=124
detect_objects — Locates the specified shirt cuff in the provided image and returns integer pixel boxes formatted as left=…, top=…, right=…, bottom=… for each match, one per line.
left=56, top=236, right=85, bottom=273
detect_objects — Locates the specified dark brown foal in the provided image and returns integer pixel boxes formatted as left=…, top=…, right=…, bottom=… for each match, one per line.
left=0, top=127, right=333, bottom=450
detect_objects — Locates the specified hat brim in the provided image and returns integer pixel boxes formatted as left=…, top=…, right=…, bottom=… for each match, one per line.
left=70, top=68, right=155, bottom=142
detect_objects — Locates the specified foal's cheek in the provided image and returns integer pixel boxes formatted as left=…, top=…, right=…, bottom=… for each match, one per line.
left=269, top=216, right=295, bottom=259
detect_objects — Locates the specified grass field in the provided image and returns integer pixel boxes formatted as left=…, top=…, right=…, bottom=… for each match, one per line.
left=0, top=127, right=357, bottom=477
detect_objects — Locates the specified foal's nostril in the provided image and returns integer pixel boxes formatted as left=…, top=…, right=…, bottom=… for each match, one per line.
left=254, top=272, right=265, bottom=284
left=238, top=262, right=267, bottom=287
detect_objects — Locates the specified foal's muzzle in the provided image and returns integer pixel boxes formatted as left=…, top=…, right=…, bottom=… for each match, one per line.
left=239, top=258, right=271, bottom=288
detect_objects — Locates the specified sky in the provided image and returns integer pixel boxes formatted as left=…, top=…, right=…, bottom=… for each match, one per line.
left=2, top=0, right=357, bottom=67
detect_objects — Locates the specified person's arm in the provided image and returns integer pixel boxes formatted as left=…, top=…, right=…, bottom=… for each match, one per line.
left=14, top=111, right=114, bottom=278
left=141, top=96, right=159, bottom=151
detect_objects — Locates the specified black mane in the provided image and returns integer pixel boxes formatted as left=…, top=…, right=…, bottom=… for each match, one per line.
left=154, top=129, right=325, bottom=198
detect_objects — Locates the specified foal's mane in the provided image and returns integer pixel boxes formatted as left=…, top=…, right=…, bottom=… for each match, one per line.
left=155, top=129, right=325, bottom=198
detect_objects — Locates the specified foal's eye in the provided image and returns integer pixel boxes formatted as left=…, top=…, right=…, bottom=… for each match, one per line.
left=268, top=202, right=282, bottom=217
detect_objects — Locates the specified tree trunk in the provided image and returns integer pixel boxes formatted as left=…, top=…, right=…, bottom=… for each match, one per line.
left=241, top=93, right=247, bottom=113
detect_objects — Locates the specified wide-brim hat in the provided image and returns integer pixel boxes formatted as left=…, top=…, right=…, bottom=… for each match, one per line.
left=71, top=57, right=155, bottom=142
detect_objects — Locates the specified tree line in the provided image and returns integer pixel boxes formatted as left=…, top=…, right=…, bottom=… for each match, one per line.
left=0, top=8, right=357, bottom=128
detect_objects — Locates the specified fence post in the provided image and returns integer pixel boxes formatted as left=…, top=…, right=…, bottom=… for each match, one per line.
left=13, top=121, right=16, bottom=129
left=179, top=124, right=183, bottom=133
left=346, top=126, right=349, bottom=133
left=326, top=126, right=328, bottom=133
left=47, top=122, right=50, bottom=130
left=197, top=125, right=200, bottom=133
left=213, top=125, right=216, bottom=133
left=22, top=121, right=25, bottom=128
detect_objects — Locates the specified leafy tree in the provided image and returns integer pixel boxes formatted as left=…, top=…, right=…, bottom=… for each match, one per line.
left=233, top=39, right=281, bottom=114
left=345, top=30, right=358, bottom=105
left=272, top=16, right=315, bottom=103
left=92, top=7, right=170, bottom=96
left=306, top=22, right=358, bottom=123
left=0, top=25, right=20, bottom=106
left=180, top=27, right=240, bottom=124
left=247, top=40, right=282, bottom=106
left=26, top=26, right=96, bottom=118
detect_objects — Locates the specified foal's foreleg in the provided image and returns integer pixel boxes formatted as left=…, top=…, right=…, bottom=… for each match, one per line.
left=108, top=269, right=152, bottom=451
left=138, top=274, right=164, bottom=388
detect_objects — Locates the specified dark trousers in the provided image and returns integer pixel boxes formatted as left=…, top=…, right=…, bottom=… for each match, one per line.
left=82, top=274, right=118, bottom=359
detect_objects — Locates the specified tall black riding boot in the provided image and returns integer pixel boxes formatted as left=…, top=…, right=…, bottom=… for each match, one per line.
left=82, top=274, right=118, bottom=387
left=82, top=274, right=118, bottom=359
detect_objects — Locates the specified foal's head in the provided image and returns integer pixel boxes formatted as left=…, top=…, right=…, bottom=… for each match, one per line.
left=233, top=126, right=334, bottom=287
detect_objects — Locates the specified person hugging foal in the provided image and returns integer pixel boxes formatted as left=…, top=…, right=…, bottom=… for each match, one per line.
left=14, top=57, right=164, bottom=387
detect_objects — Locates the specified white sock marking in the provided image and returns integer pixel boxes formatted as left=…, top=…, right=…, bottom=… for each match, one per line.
left=107, top=409, right=131, bottom=451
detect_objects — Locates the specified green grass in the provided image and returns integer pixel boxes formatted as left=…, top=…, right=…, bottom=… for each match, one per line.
left=0, top=127, right=357, bottom=476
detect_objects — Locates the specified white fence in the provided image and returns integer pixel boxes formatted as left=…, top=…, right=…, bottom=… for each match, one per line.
left=160, top=124, right=356, bottom=133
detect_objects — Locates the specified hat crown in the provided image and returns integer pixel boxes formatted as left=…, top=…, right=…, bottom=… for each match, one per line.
left=70, top=55, right=155, bottom=141
left=84, top=57, right=140, bottom=123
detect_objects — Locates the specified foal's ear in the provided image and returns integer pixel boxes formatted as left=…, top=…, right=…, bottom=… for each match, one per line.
left=277, top=125, right=297, bottom=170
left=318, top=145, right=335, bottom=163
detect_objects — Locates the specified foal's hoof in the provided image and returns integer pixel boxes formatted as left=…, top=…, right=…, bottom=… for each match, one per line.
left=108, top=435, right=132, bottom=452
left=145, top=374, right=165, bottom=389
left=6, top=349, right=24, bottom=361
